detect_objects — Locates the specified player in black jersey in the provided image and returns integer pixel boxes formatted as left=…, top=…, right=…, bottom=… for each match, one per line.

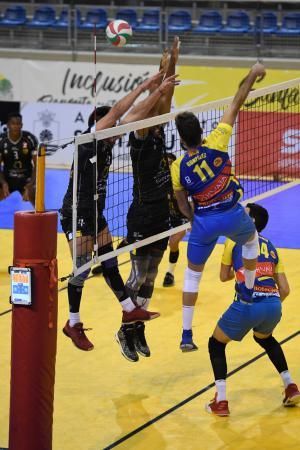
left=163, top=152, right=189, bottom=287
left=60, top=71, right=180, bottom=352
left=0, top=112, right=38, bottom=206
left=115, top=37, right=181, bottom=362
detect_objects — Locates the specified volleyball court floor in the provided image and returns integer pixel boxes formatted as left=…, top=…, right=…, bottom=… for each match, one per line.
left=0, top=171, right=299, bottom=450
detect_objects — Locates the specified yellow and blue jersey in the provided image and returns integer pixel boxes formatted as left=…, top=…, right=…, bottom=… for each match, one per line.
left=171, top=122, right=243, bottom=214
left=222, top=236, right=284, bottom=299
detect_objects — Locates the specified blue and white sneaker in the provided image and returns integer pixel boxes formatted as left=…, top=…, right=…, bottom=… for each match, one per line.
left=180, top=329, right=198, bottom=352
left=235, top=282, right=254, bottom=303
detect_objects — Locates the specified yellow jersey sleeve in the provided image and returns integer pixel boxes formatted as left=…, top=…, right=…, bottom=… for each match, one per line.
left=221, top=239, right=235, bottom=265
left=275, top=251, right=285, bottom=273
left=203, top=122, right=233, bottom=153
left=171, top=155, right=185, bottom=191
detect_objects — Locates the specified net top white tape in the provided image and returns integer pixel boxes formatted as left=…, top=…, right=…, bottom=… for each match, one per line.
left=75, top=76, right=300, bottom=146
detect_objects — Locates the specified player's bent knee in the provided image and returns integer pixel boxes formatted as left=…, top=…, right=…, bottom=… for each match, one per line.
left=183, top=267, right=202, bottom=293
left=69, top=255, right=92, bottom=287
left=208, top=336, right=226, bottom=356
left=98, top=243, right=118, bottom=269
left=253, top=334, right=276, bottom=350
left=242, top=231, right=259, bottom=260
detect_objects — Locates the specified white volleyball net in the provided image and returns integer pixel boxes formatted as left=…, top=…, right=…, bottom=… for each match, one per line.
left=67, top=77, right=300, bottom=277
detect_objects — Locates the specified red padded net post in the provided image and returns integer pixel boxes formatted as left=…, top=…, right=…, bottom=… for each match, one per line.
left=9, top=211, right=58, bottom=450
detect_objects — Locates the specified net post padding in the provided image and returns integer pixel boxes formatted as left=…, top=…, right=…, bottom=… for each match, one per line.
left=9, top=211, right=58, bottom=450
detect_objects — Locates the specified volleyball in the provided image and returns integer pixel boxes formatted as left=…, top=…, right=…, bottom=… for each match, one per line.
left=105, top=20, right=133, bottom=47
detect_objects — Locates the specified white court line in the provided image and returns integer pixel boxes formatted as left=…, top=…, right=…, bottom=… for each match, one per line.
left=73, top=179, right=300, bottom=277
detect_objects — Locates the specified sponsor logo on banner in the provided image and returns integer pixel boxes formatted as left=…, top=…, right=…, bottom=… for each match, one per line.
left=236, top=111, right=300, bottom=178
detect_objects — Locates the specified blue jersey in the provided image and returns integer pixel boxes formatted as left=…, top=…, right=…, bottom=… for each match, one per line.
left=171, top=123, right=243, bottom=214
left=222, top=236, right=283, bottom=299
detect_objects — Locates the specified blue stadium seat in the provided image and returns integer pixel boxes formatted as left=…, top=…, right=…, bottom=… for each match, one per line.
left=79, top=8, right=107, bottom=29
left=278, top=13, right=300, bottom=35
left=193, top=10, right=222, bottom=33
left=116, top=9, right=138, bottom=29
left=26, top=6, right=56, bottom=28
left=53, top=9, right=81, bottom=28
left=222, top=11, right=251, bottom=34
left=53, top=9, right=69, bottom=28
left=168, top=10, right=192, bottom=32
left=255, top=12, right=278, bottom=34
left=136, top=10, right=160, bottom=32
left=0, top=6, right=27, bottom=26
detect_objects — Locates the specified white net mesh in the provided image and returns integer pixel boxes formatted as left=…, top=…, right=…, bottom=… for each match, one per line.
left=54, top=77, right=300, bottom=277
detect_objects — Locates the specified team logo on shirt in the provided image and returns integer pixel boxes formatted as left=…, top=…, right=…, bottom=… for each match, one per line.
left=213, top=157, right=222, bottom=167
left=22, top=142, right=29, bottom=154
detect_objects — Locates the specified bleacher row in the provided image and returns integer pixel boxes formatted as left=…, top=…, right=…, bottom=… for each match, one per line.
left=1, top=5, right=300, bottom=35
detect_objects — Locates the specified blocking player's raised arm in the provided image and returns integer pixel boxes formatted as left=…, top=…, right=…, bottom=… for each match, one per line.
left=95, top=71, right=164, bottom=132
left=121, top=74, right=180, bottom=126
left=157, top=36, right=180, bottom=116
left=221, top=62, right=266, bottom=127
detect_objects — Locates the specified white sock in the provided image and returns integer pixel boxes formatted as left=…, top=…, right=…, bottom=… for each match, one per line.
left=120, top=297, right=136, bottom=312
left=215, top=379, right=226, bottom=402
left=244, top=269, right=256, bottom=289
left=182, top=305, right=195, bottom=330
left=69, top=312, right=80, bottom=327
left=167, top=263, right=176, bottom=275
left=136, top=296, right=150, bottom=310
left=280, top=370, right=293, bottom=388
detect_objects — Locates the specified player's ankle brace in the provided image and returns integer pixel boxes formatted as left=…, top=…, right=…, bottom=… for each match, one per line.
left=169, top=250, right=179, bottom=264
left=253, top=335, right=288, bottom=373
left=208, top=336, right=227, bottom=381
left=183, top=267, right=202, bottom=292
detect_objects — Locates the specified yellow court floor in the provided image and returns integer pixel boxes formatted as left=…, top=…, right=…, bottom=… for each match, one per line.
left=0, top=229, right=300, bottom=450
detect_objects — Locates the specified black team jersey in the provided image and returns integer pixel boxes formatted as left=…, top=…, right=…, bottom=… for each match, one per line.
left=0, top=131, right=38, bottom=181
left=129, top=127, right=172, bottom=206
left=62, top=128, right=113, bottom=215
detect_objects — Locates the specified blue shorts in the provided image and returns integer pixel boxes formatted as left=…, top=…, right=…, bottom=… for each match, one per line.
left=218, top=296, right=282, bottom=341
left=188, top=203, right=255, bottom=265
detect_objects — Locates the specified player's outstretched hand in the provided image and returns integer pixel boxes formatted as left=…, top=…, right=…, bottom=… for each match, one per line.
left=251, top=62, right=266, bottom=81
left=141, top=70, right=164, bottom=92
left=170, top=36, right=180, bottom=63
left=159, top=74, right=181, bottom=94
left=160, top=48, right=170, bottom=74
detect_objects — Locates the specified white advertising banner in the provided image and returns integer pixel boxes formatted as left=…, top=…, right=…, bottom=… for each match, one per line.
left=21, top=102, right=92, bottom=167
left=0, top=58, right=155, bottom=105
left=21, top=102, right=235, bottom=169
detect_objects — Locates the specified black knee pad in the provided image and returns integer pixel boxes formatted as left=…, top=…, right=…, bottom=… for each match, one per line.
left=98, top=243, right=118, bottom=270
left=253, top=334, right=276, bottom=351
left=208, top=336, right=226, bottom=357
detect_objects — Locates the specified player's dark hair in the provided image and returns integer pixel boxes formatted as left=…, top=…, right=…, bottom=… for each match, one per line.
left=175, top=112, right=203, bottom=148
left=166, top=152, right=176, bottom=162
left=88, top=106, right=111, bottom=128
left=246, top=203, right=269, bottom=232
left=7, top=112, right=22, bottom=122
